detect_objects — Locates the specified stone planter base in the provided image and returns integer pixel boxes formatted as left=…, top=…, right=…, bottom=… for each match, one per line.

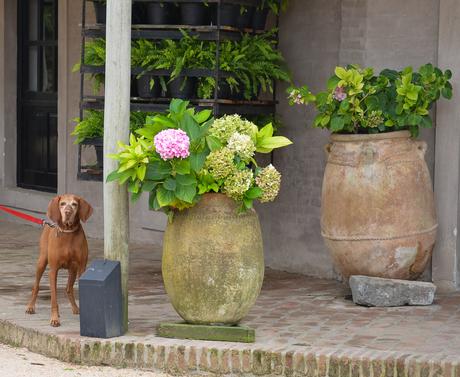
left=157, top=322, right=255, bottom=343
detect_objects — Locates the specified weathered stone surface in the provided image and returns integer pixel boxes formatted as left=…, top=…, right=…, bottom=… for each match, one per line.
left=322, top=132, right=437, bottom=280
left=350, top=275, right=436, bottom=307
left=157, top=322, right=255, bottom=343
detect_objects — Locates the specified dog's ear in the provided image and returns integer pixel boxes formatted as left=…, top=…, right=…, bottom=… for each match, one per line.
left=77, top=197, right=93, bottom=223
left=46, top=196, right=61, bottom=223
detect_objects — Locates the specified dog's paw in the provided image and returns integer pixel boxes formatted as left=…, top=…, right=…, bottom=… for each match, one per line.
left=72, top=307, right=80, bottom=315
left=25, top=306, right=35, bottom=314
left=50, top=317, right=61, bottom=327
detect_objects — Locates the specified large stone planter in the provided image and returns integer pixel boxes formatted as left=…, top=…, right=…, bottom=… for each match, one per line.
left=162, top=193, right=264, bottom=325
left=321, top=131, right=437, bottom=280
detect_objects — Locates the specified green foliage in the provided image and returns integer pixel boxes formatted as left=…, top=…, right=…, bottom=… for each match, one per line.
left=71, top=110, right=104, bottom=144
left=108, top=99, right=293, bottom=216
left=260, top=0, right=289, bottom=14
left=78, top=30, right=291, bottom=101
left=198, top=30, right=292, bottom=100
left=288, top=63, right=453, bottom=136
left=72, top=38, right=106, bottom=92
left=71, top=110, right=155, bottom=144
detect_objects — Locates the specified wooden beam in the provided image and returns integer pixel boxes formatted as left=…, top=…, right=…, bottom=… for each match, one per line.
left=103, top=0, right=132, bottom=332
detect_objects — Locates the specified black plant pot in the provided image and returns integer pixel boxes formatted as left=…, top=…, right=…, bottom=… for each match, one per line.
left=236, top=6, right=255, bottom=29
left=219, top=4, right=239, bottom=27
left=146, top=2, right=176, bottom=25
left=252, top=7, right=269, bottom=30
left=95, top=144, right=104, bottom=169
left=217, top=80, right=231, bottom=99
left=93, top=1, right=106, bottom=24
left=130, top=76, right=138, bottom=97
left=137, top=75, right=162, bottom=98
left=180, top=3, right=210, bottom=26
left=168, top=77, right=197, bottom=99
left=132, top=3, right=146, bottom=24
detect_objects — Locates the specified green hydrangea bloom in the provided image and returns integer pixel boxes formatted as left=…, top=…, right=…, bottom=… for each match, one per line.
left=256, top=164, right=281, bottom=202
left=224, top=169, right=254, bottom=201
left=205, top=147, right=235, bottom=180
left=210, top=115, right=258, bottom=143
left=227, top=132, right=256, bottom=161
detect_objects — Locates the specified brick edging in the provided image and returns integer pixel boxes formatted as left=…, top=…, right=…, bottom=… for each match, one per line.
left=0, top=319, right=458, bottom=376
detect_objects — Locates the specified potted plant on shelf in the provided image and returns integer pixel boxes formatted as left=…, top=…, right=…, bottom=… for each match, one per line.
left=145, top=1, right=177, bottom=25
left=153, top=31, right=214, bottom=99
left=92, top=0, right=106, bottom=24
left=72, top=110, right=153, bottom=170
left=197, top=30, right=291, bottom=100
left=252, top=0, right=289, bottom=30
left=107, top=99, right=292, bottom=325
left=131, top=39, right=164, bottom=98
left=288, top=64, right=453, bottom=280
left=91, top=0, right=145, bottom=25
left=73, top=38, right=106, bottom=93
left=179, top=1, right=210, bottom=26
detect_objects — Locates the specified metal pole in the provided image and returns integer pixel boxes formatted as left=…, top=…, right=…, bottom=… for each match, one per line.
left=103, top=0, right=132, bottom=333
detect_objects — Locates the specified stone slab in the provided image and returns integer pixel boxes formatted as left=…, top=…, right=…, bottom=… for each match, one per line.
left=349, top=275, right=436, bottom=307
left=157, top=322, right=255, bottom=343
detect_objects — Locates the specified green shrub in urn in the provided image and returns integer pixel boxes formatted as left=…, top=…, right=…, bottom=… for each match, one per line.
left=108, top=99, right=292, bottom=325
left=288, top=64, right=453, bottom=280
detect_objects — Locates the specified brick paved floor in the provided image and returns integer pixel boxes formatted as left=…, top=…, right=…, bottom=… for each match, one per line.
left=1, top=220, right=460, bottom=376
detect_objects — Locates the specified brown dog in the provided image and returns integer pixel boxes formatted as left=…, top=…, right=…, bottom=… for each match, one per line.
left=26, top=194, right=93, bottom=327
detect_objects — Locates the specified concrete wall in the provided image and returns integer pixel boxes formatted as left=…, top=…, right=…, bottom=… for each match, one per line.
left=432, top=0, right=460, bottom=291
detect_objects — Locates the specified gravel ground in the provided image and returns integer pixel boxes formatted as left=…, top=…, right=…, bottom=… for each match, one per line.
left=0, top=343, right=167, bottom=377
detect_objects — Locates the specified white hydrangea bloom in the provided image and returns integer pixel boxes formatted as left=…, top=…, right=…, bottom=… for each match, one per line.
left=227, top=132, right=256, bottom=161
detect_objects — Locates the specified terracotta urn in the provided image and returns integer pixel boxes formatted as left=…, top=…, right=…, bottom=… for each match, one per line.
left=162, top=193, right=264, bottom=325
left=321, top=131, right=437, bottom=280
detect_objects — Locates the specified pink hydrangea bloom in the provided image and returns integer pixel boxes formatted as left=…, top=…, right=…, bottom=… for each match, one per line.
left=333, top=86, right=347, bottom=101
left=154, top=129, right=190, bottom=160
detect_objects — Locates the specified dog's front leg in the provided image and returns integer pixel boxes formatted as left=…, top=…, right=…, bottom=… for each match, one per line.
left=49, top=268, right=60, bottom=327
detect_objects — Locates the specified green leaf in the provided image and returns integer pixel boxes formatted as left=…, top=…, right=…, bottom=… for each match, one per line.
left=180, top=112, right=201, bottom=141
left=334, top=67, right=348, bottom=80
left=330, top=116, right=345, bottom=132
left=170, top=98, right=189, bottom=114
left=146, top=161, right=172, bottom=180
left=156, top=186, right=176, bottom=207
left=175, top=183, right=197, bottom=203
left=128, top=180, right=139, bottom=194
left=149, top=192, right=161, bottom=210
left=327, top=75, right=341, bottom=90
left=257, top=123, right=274, bottom=139
left=257, top=136, right=293, bottom=152
left=194, top=109, right=212, bottom=124
left=407, top=114, right=422, bottom=126
left=190, top=151, right=207, bottom=172
left=106, top=170, right=123, bottom=182
left=137, top=164, right=147, bottom=181
left=174, top=159, right=191, bottom=175
left=163, top=178, right=176, bottom=191
left=420, top=116, right=433, bottom=128
left=442, top=87, right=453, bottom=99
left=243, top=198, right=253, bottom=209
left=142, top=180, right=158, bottom=192
left=130, top=191, right=142, bottom=202
left=176, top=173, right=197, bottom=186
left=206, top=136, right=223, bottom=151
left=246, top=187, right=263, bottom=200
